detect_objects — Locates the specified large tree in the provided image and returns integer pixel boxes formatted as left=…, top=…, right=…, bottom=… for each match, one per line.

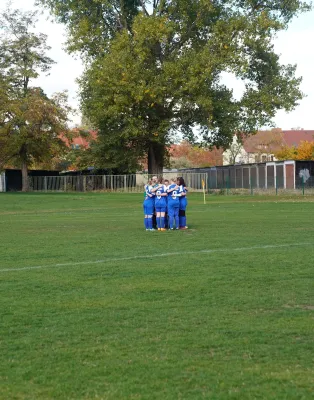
left=38, top=0, right=310, bottom=174
left=0, top=7, right=71, bottom=190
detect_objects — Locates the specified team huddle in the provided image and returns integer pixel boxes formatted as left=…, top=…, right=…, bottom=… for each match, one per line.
left=143, top=176, right=188, bottom=231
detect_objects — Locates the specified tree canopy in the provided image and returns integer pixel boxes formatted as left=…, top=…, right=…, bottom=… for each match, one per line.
left=0, top=6, right=71, bottom=190
left=275, top=140, right=314, bottom=161
left=169, top=141, right=223, bottom=168
left=38, top=0, right=310, bottom=173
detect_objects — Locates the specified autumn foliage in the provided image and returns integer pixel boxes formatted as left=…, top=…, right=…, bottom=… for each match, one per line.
left=275, top=141, right=314, bottom=161
left=169, top=142, right=223, bottom=168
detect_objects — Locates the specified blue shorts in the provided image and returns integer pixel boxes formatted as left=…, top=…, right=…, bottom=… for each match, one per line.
left=179, top=198, right=188, bottom=211
left=167, top=205, right=179, bottom=217
left=143, top=202, right=154, bottom=215
left=155, top=206, right=167, bottom=213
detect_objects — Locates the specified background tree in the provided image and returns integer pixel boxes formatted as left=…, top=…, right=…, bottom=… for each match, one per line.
left=0, top=6, right=71, bottom=190
left=38, top=0, right=310, bottom=174
left=170, top=141, right=223, bottom=168
left=275, top=140, right=314, bottom=160
left=0, top=88, right=72, bottom=190
left=223, top=138, right=245, bottom=165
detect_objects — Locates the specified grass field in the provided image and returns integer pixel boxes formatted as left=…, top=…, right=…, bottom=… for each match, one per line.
left=1, top=192, right=314, bottom=399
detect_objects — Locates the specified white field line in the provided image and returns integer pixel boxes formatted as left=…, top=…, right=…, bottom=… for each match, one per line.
left=0, top=242, right=312, bottom=273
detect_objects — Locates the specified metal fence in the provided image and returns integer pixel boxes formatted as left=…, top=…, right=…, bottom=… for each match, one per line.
left=183, top=160, right=314, bottom=194
left=24, top=160, right=314, bottom=195
left=29, top=173, right=208, bottom=193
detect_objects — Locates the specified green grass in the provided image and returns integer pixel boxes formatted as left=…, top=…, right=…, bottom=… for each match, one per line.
left=0, top=192, right=314, bottom=399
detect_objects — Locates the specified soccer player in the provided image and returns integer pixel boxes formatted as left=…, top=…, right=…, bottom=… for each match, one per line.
left=151, top=177, right=167, bottom=231
left=177, top=177, right=188, bottom=229
left=167, top=178, right=180, bottom=230
left=151, top=176, right=159, bottom=229
left=143, top=180, right=155, bottom=231
left=163, top=179, right=170, bottom=229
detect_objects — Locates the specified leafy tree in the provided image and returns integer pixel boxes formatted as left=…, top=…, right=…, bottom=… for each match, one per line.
left=59, top=128, right=139, bottom=172
left=170, top=141, right=222, bottom=168
left=0, top=6, right=71, bottom=190
left=73, top=137, right=141, bottom=172
left=0, top=88, right=72, bottom=190
left=38, top=0, right=310, bottom=174
left=223, top=138, right=244, bottom=165
left=275, top=146, right=297, bottom=160
left=297, top=141, right=314, bottom=159
left=275, top=140, right=314, bottom=160
left=0, top=7, right=54, bottom=95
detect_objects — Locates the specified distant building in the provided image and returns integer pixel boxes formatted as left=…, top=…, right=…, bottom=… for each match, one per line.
left=223, top=130, right=314, bottom=165
left=61, top=129, right=97, bottom=150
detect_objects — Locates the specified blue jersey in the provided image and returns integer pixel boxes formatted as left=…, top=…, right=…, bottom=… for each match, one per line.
left=143, top=185, right=154, bottom=204
left=178, top=185, right=188, bottom=208
left=154, top=185, right=167, bottom=207
left=163, top=185, right=169, bottom=205
left=167, top=184, right=180, bottom=207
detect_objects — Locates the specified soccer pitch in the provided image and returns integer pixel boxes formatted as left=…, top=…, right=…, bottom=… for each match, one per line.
left=1, top=193, right=313, bottom=399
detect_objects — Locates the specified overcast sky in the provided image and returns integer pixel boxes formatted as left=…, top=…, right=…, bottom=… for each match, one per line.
left=7, top=0, right=314, bottom=129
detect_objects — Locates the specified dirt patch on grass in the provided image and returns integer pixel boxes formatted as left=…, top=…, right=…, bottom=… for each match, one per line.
left=284, top=304, right=314, bottom=311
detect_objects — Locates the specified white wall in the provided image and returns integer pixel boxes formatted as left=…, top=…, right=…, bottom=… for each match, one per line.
left=0, top=172, right=6, bottom=192
left=223, top=136, right=250, bottom=165
left=223, top=136, right=277, bottom=165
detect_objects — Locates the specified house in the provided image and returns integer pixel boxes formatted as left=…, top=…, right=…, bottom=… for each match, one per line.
left=223, top=130, right=314, bottom=165
left=59, top=128, right=97, bottom=150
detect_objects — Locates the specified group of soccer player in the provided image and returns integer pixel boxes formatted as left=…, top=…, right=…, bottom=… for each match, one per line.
left=143, top=175, right=188, bottom=231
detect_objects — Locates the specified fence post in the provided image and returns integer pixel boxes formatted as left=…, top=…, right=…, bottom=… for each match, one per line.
left=302, top=176, right=305, bottom=196
left=83, top=176, right=86, bottom=192
left=64, top=176, right=67, bottom=192
left=226, top=175, right=229, bottom=195
left=124, top=175, right=127, bottom=192
left=276, top=175, right=278, bottom=196
left=250, top=175, right=253, bottom=196
left=44, top=176, right=47, bottom=192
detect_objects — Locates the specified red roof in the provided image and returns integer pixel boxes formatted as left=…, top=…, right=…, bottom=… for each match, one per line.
left=242, top=130, right=283, bottom=153
left=71, top=129, right=97, bottom=148
left=61, top=129, right=98, bottom=148
left=281, top=130, right=314, bottom=147
left=242, top=130, right=314, bottom=153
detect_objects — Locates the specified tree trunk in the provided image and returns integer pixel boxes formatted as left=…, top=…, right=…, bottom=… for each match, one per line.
left=148, top=141, right=164, bottom=175
left=21, top=160, right=29, bottom=192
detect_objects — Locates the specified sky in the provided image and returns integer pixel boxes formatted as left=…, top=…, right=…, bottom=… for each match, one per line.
left=6, top=0, right=314, bottom=129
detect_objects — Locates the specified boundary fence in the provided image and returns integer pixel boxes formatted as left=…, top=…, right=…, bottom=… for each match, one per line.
left=3, top=159, right=314, bottom=195
left=29, top=173, right=208, bottom=193
left=182, top=160, right=314, bottom=195
left=28, top=171, right=314, bottom=196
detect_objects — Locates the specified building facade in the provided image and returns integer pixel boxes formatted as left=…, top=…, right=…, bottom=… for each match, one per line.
left=223, top=130, right=314, bottom=165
